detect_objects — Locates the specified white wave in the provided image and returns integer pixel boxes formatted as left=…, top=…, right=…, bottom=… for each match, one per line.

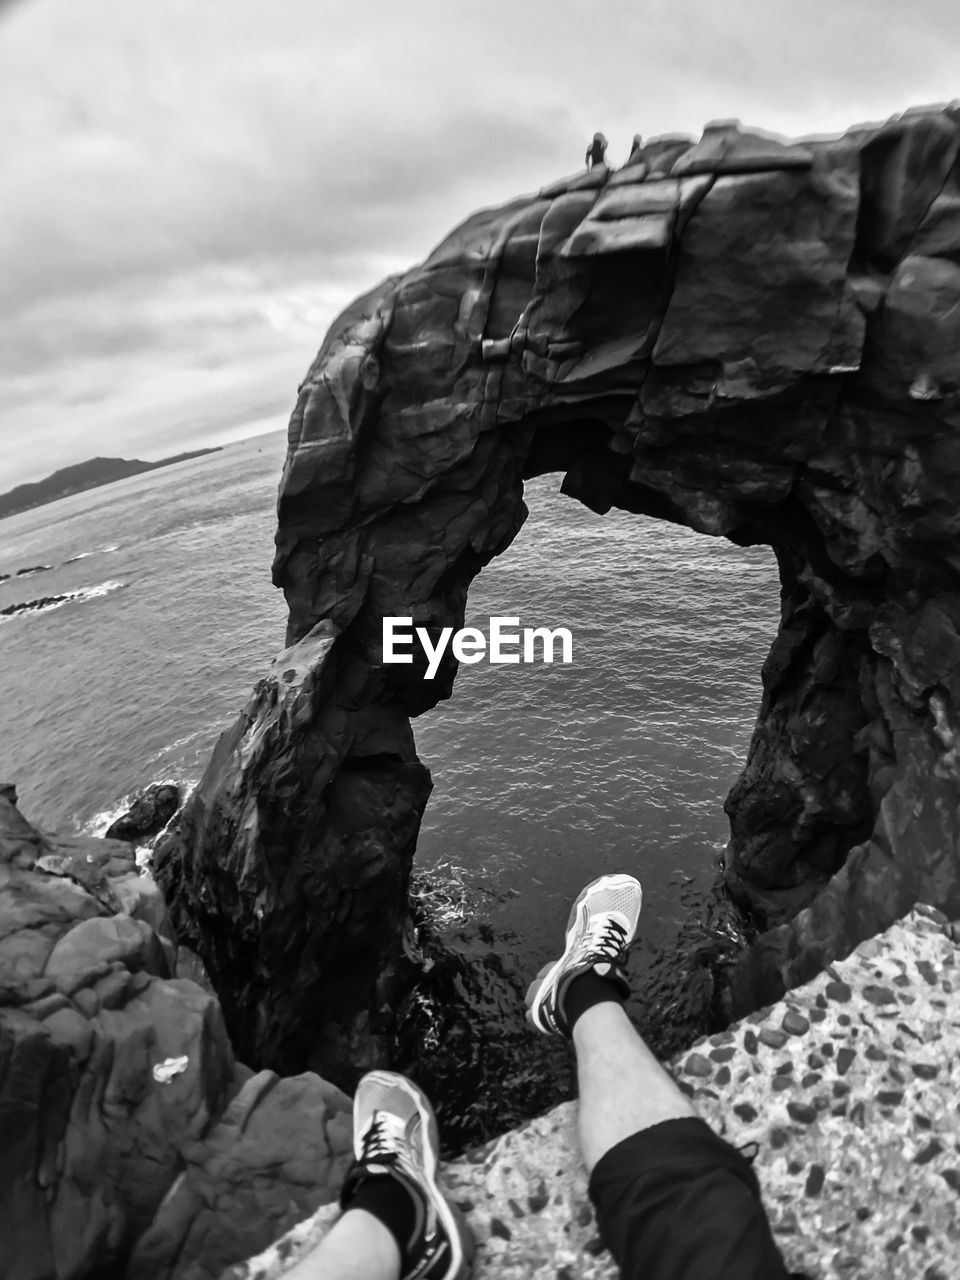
left=409, top=859, right=498, bottom=931
left=8, top=564, right=53, bottom=578
left=156, top=729, right=207, bottom=755
left=81, top=579, right=125, bottom=600
left=63, top=544, right=119, bottom=564
left=178, top=779, right=198, bottom=807
left=84, top=796, right=135, bottom=838
left=0, top=579, right=126, bottom=624
left=83, top=776, right=197, bottom=846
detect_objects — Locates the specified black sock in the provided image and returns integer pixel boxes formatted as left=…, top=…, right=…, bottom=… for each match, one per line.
left=347, top=1175, right=418, bottom=1261
left=564, top=967, right=627, bottom=1031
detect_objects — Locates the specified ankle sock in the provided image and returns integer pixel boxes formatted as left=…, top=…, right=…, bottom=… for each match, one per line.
left=564, top=966, right=627, bottom=1031
left=347, top=1174, right=418, bottom=1261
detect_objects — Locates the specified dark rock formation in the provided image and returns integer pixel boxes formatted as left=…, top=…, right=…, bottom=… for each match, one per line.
left=0, top=790, right=351, bottom=1280
left=1, top=594, right=72, bottom=617
left=156, top=105, right=960, bottom=1078
left=105, top=782, right=181, bottom=842
left=156, top=625, right=433, bottom=1080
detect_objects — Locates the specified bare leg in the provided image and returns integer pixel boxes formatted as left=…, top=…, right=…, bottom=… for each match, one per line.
left=285, top=1070, right=474, bottom=1280
left=529, top=878, right=791, bottom=1277
left=282, top=1208, right=400, bottom=1280
left=572, top=1001, right=696, bottom=1173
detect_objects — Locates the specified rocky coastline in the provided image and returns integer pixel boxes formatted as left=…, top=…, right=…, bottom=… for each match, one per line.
left=156, top=102, right=960, bottom=1091
left=4, top=783, right=956, bottom=1278
left=0, top=787, right=353, bottom=1280
left=3, top=102, right=960, bottom=1278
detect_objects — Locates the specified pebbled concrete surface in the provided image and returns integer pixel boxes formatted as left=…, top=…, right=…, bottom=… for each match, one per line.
left=226, top=905, right=960, bottom=1280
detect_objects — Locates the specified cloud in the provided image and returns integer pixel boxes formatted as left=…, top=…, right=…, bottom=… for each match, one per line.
left=0, top=266, right=364, bottom=485
left=2, top=0, right=959, bottom=486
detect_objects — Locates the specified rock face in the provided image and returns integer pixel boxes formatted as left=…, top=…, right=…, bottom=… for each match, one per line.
left=0, top=789, right=352, bottom=1280
left=156, top=105, right=960, bottom=1077
left=105, top=781, right=181, bottom=842
left=1, top=593, right=72, bottom=618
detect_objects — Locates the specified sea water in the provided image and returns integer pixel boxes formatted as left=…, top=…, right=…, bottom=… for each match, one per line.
left=0, top=428, right=781, bottom=1139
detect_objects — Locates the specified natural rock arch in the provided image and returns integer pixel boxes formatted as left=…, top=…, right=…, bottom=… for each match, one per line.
left=156, top=106, right=960, bottom=1083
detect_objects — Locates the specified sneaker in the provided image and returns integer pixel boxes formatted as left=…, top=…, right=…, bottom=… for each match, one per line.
left=339, top=1070, right=475, bottom=1280
left=525, top=873, right=642, bottom=1037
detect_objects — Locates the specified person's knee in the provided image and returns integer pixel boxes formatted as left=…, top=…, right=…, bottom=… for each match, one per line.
left=588, top=1121, right=790, bottom=1280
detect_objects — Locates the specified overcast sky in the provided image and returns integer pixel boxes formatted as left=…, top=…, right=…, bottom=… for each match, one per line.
left=2, top=0, right=958, bottom=488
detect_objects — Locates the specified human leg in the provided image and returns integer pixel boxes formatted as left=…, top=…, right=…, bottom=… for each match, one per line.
left=526, top=874, right=795, bottom=1280
left=285, top=1071, right=474, bottom=1280
left=571, top=999, right=695, bottom=1172
left=283, top=1207, right=400, bottom=1280
left=525, top=874, right=696, bottom=1169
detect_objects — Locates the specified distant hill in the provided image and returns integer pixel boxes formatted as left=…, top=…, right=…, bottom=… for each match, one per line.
left=0, top=449, right=223, bottom=520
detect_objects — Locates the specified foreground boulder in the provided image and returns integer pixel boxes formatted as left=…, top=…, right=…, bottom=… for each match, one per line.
left=0, top=790, right=351, bottom=1280
left=156, top=104, right=960, bottom=1078
left=105, top=782, right=181, bottom=843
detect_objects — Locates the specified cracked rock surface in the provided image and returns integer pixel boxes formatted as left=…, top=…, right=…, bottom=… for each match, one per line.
left=0, top=790, right=352, bottom=1280
left=155, top=105, right=960, bottom=1083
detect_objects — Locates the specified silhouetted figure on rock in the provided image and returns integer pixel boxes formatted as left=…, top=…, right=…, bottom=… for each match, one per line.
left=626, top=133, right=644, bottom=163
left=585, top=131, right=608, bottom=169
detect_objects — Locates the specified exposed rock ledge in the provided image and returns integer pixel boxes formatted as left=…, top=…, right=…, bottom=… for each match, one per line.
left=0, top=790, right=352, bottom=1280
left=156, top=103, right=960, bottom=1085
left=4, top=781, right=957, bottom=1277
left=229, top=904, right=960, bottom=1280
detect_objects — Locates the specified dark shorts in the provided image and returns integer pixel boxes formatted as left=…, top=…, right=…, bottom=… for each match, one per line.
left=588, top=1117, right=803, bottom=1280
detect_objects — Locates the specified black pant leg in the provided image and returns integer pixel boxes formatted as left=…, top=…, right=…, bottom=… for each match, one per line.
left=587, top=1117, right=795, bottom=1280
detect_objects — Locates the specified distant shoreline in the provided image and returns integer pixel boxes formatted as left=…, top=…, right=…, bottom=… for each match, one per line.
left=0, top=448, right=224, bottom=520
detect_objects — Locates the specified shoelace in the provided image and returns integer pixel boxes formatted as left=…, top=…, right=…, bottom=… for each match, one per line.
left=583, top=917, right=628, bottom=965
left=360, top=1114, right=396, bottom=1163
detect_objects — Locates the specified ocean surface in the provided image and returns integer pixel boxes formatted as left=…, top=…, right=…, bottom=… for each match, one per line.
left=0, top=429, right=782, bottom=1135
